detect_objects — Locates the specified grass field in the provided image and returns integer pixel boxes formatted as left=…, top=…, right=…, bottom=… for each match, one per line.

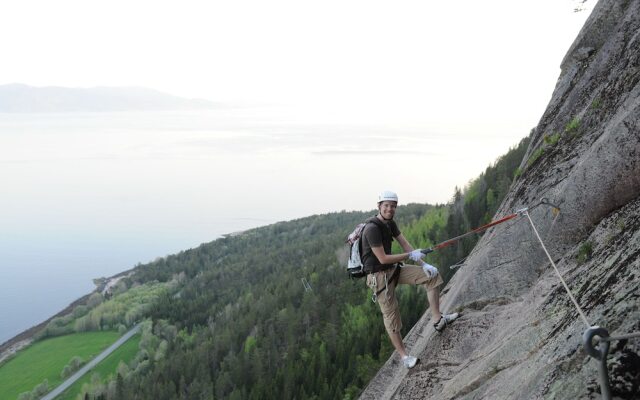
left=56, top=334, right=141, bottom=400
left=0, top=331, right=119, bottom=400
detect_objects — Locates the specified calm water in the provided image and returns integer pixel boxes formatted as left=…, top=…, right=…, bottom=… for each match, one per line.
left=0, top=107, right=523, bottom=343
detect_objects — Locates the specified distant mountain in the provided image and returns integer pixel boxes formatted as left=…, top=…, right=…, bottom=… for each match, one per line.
left=0, top=84, right=216, bottom=112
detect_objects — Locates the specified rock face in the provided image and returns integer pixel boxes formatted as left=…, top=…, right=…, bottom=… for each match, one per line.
left=360, top=1, right=640, bottom=399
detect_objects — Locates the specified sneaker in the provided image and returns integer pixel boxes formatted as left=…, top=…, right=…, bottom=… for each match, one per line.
left=434, top=312, right=459, bottom=332
left=402, top=355, right=419, bottom=369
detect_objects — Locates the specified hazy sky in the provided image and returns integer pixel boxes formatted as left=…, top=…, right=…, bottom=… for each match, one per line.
left=0, top=1, right=598, bottom=342
left=2, top=0, right=593, bottom=124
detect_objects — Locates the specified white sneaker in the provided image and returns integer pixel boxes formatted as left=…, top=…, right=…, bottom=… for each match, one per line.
left=402, top=355, right=419, bottom=369
left=434, top=312, right=459, bottom=332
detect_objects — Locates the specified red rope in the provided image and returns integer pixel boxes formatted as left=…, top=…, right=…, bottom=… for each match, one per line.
left=430, top=212, right=519, bottom=251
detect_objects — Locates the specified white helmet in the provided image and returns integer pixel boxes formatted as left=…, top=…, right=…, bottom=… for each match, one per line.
left=378, top=190, right=398, bottom=204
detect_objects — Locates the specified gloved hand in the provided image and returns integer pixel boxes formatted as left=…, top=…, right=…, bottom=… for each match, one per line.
left=422, top=263, right=439, bottom=279
left=408, top=249, right=423, bottom=261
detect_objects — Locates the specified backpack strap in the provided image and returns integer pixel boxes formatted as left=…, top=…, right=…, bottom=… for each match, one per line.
left=366, top=217, right=394, bottom=243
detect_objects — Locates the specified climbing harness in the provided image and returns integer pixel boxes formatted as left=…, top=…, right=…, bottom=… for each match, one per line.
left=370, top=264, right=402, bottom=303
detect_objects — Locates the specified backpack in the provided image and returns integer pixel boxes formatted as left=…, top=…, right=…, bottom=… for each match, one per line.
left=345, top=218, right=390, bottom=279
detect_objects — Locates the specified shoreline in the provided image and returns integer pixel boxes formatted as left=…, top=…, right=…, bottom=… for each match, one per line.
left=0, top=292, right=92, bottom=364
left=221, top=229, right=246, bottom=238
left=0, top=268, right=135, bottom=365
left=2, top=227, right=264, bottom=360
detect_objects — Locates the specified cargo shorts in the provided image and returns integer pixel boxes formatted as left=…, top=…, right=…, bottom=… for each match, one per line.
left=366, top=264, right=443, bottom=335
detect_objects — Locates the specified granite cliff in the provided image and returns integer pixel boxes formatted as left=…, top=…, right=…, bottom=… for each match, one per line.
left=361, top=1, right=640, bottom=398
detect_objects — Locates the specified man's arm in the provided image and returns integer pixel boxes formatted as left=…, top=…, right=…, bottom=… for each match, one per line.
left=395, top=233, right=425, bottom=265
left=387, top=233, right=438, bottom=277
left=370, top=245, right=409, bottom=265
left=395, top=233, right=415, bottom=253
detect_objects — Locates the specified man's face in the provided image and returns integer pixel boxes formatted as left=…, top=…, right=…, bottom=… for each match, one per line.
left=378, top=201, right=397, bottom=220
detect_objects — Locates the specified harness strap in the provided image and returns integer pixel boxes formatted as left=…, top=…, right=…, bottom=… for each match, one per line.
left=375, top=264, right=402, bottom=297
left=370, top=263, right=396, bottom=273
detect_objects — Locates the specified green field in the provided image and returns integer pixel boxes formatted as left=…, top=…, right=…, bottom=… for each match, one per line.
left=56, top=334, right=140, bottom=400
left=0, top=331, right=119, bottom=400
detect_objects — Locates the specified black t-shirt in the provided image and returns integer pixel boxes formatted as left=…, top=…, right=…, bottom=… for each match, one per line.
left=361, top=217, right=401, bottom=271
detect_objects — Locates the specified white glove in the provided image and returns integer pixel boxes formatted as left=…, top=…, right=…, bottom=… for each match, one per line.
left=408, top=249, right=423, bottom=261
left=422, top=263, right=439, bottom=279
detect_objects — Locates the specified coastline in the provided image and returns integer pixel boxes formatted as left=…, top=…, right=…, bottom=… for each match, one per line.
left=0, top=268, right=135, bottom=365
left=0, top=228, right=246, bottom=364
left=0, top=292, right=92, bottom=364
left=221, top=229, right=246, bottom=238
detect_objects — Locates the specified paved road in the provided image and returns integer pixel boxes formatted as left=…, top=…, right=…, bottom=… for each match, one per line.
left=41, top=324, right=142, bottom=400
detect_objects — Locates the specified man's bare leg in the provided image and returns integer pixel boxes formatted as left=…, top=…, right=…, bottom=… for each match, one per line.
left=427, top=287, right=442, bottom=322
left=388, top=331, right=408, bottom=358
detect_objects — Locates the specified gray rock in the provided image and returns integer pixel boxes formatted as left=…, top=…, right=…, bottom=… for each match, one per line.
left=573, top=47, right=596, bottom=61
left=360, top=1, right=640, bottom=399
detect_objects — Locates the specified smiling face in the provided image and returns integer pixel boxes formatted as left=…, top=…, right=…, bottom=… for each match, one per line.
left=378, top=200, right=397, bottom=220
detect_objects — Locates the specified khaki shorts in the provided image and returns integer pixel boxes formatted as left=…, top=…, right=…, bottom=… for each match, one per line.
left=366, top=264, right=443, bottom=335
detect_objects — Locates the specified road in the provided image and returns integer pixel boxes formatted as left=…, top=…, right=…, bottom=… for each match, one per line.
left=41, top=323, right=142, bottom=400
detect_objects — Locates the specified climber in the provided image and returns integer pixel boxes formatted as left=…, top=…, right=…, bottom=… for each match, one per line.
left=362, top=190, right=459, bottom=369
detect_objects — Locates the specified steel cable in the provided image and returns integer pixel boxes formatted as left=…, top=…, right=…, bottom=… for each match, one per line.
left=523, top=210, right=592, bottom=328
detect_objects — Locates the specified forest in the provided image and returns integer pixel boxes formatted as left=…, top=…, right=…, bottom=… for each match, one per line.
left=24, top=136, right=529, bottom=399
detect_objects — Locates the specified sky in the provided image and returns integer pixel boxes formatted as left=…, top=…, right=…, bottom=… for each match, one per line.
left=2, top=0, right=593, bottom=125
left=0, top=0, right=599, bottom=342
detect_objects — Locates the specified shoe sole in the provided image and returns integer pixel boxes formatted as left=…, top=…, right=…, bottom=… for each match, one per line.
left=434, top=314, right=461, bottom=332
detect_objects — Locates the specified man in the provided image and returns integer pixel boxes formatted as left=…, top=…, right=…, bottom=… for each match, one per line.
left=362, top=190, right=459, bottom=369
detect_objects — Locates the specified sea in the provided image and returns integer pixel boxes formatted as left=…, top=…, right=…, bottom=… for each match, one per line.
left=0, top=106, right=523, bottom=344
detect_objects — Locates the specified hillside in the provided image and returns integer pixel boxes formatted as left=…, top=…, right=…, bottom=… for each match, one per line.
left=0, top=84, right=215, bottom=112
left=2, top=130, right=531, bottom=399
left=1, top=127, right=531, bottom=399
left=360, top=1, right=640, bottom=399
